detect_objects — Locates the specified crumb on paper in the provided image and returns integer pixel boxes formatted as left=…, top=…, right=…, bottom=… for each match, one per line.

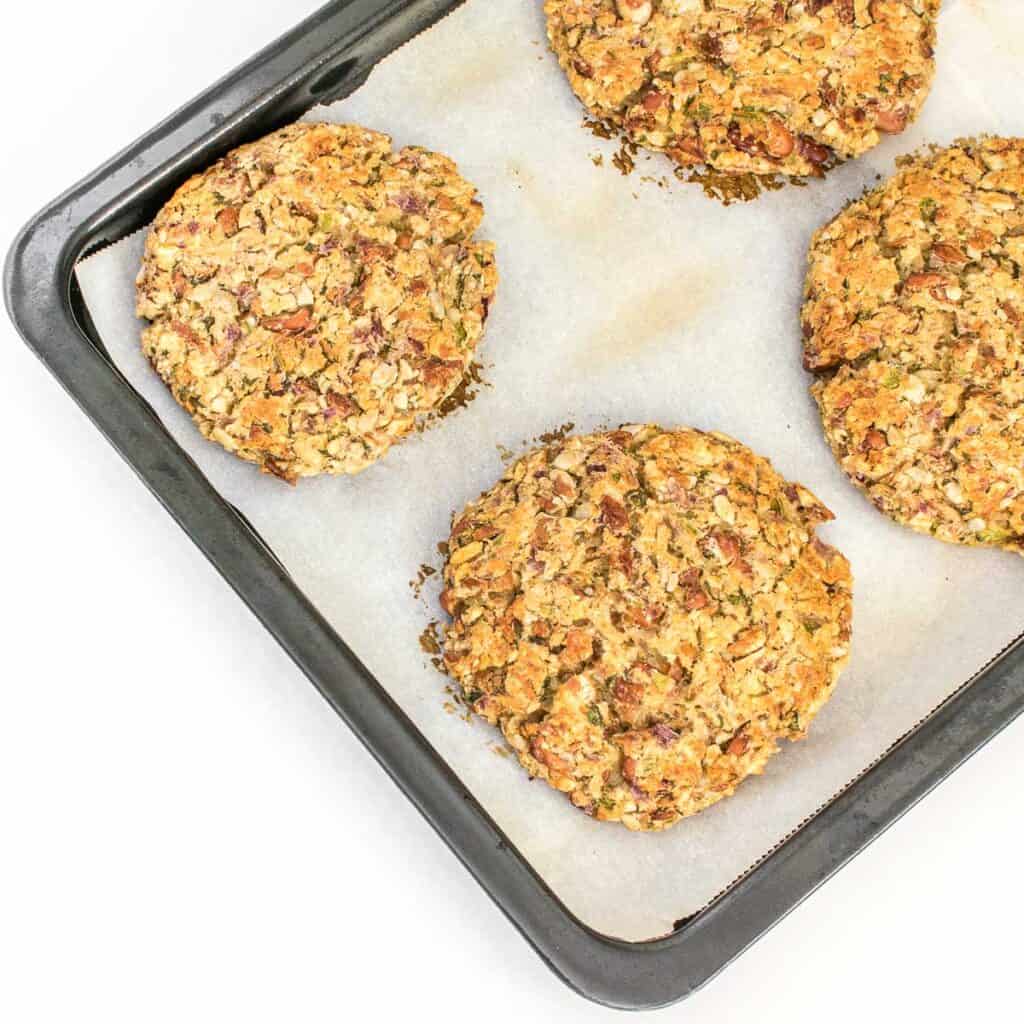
left=409, top=563, right=437, bottom=599
left=583, top=113, right=818, bottom=204
left=681, top=166, right=789, bottom=205
left=535, top=421, right=575, bottom=446
left=421, top=359, right=491, bottom=428
left=444, top=684, right=477, bottom=724
left=612, top=145, right=636, bottom=176
left=419, top=621, right=445, bottom=675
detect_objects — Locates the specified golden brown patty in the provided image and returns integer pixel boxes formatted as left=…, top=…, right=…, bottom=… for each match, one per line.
left=803, top=137, right=1024, bottom=553
left=439, top=425, right=852, bottom=830
left=545, top=0, right=938, bottom=178
left=136, top=122, right=497, bottom=481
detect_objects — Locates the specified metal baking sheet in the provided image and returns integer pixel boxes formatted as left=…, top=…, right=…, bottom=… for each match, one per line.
left=7, top=0, right=1024, bottom=1008
left=72, top=0, right=1024, bottom=941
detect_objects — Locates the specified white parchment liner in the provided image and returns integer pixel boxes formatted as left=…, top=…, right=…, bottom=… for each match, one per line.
left=76, top=0, right=1024, bottom=940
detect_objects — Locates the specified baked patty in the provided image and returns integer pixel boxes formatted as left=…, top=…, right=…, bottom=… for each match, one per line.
left=440, top=425, right=852, bottom=830
left=545, top=0, right=938, bottom=178
left=803, top=137, right=1024, bottom=553
left=136, top=122, right=497, bottom=481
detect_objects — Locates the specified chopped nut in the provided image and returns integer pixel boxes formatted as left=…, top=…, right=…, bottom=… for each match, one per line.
left=615, top=0, right=652, bottom=26
left=764, top=118, right=795, bottom=159
left=874, top=106, right=907, bottom=134
left=931, top=243, right=969, bottom=266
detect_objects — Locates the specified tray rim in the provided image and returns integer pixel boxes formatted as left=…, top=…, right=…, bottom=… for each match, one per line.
left=6, top=0, right=1024, bottom=1010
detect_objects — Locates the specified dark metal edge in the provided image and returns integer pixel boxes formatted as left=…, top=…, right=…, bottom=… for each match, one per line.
left=5, top=0, right=1024, bottom=1010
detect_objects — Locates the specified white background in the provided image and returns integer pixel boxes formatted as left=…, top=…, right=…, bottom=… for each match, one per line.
left=1, top=2, right=1021, bottom=1020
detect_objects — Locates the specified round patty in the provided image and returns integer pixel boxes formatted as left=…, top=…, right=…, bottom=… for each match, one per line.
left=803, top=137, right=1024, bottom=553
left=545, top=0, right=938, bottom=178
left=136, top=122, right=498, bottom=481
left=439, top=425, right=852, bottom=830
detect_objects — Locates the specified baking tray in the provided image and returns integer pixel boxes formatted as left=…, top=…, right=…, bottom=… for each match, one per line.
left=6, top=0, right=1024, bottom=1009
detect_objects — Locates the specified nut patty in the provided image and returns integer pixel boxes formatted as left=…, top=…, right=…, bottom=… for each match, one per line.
left=439, top=425, right=852, bottom=830
left=137, top=122, right=498, bottom=481
left=545, top=0, right=938, bottom=178
left=803, top=137, right=1024, bottom=553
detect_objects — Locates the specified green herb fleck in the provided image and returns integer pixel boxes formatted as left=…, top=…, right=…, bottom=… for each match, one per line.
left=685, top=98, right=713, bottom=122
left=977, top=528, right=1011, bottom=544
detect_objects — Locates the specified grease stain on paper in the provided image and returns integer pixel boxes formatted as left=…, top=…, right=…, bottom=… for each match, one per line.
left=420, top=38, right=522, bottom=107
left=577, top=269, right=719, bottom=369
left=506, top=158, right=627, bottom=242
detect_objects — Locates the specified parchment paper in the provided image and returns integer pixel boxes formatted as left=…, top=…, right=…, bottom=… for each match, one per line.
left=75, top=0, right=1024, bottom=941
